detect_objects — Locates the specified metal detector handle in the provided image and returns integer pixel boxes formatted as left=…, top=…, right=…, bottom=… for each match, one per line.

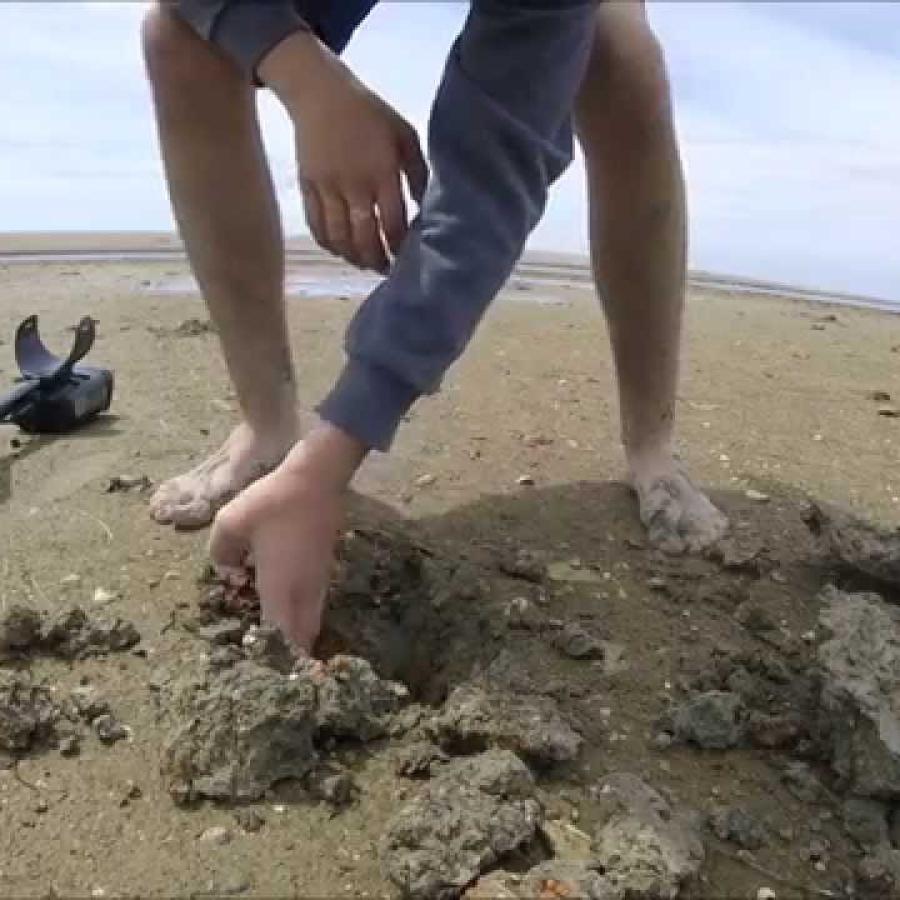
left=15, top=315, right=96, bottom=382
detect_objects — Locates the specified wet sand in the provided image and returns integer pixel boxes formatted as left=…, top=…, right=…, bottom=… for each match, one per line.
left=0, top=233, right=898, bottom=897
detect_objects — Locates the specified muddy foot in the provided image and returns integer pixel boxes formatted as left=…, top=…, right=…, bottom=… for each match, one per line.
left=632, top=467, right=728, bottom=554
left=150, top=423, right=298, bottom=529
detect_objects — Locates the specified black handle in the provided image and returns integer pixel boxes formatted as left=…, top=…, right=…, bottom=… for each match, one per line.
left=15, top=315, right=96, bottom=382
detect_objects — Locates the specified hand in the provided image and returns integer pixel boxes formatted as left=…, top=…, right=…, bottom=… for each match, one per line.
left=208, top=423, right=367, bottom=652
left=260, top=31, right=429, bottom=273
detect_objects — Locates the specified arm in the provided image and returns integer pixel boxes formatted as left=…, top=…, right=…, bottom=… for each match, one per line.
left=318, top=0, right=598, bottom=451
left=174, top=0, right=428, bottom=273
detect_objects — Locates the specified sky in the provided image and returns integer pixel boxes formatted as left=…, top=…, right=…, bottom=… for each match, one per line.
left=0, top=2, right=898, bottom=303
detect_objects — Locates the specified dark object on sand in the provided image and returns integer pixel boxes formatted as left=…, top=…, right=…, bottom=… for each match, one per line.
left=0, top=316, right=113, bottom=433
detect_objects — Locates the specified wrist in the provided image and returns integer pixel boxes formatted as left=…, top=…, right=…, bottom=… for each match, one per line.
left=257, top=29, right=335, bottom=116
left=281, top=421, right=368, bottom=493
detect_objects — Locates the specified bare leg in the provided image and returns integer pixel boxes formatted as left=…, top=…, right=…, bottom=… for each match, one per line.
left=575, top=2, right=726, bottom=553
left=142, top=6, right=300, bottom=528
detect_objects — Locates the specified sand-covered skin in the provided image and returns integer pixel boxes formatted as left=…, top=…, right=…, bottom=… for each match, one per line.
left=0, top=237, right=898, bottom=897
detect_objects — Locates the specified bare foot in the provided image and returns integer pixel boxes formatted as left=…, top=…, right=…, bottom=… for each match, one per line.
left=630, top=459, right=728, bottom=554
left=150, top=422, right=299, bottom=529
left=209, top=454, right=345, bottom=652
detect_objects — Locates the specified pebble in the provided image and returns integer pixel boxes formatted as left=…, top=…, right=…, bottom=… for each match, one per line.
left=540, top=819, right=593, bottom=861
left=516, top=474, right=535, bottom=487
left=199, top=825, right=232, bottom=845
left=120, top=781, right=142, bottom=806
left=60, top=574, right=81, bottom=587
left=745, top=489, right=770, bottom=503
left=93, top=715, right=130, bottom=745
left=198, top=619, right=245, bottom=646
left=234, top=808, right=265, bottom=833
left=206, top=873, right=251, bottom=895
left=414, top=474, right=437, bottom=488
left=71, top=686, right=111, bottom=721
left=756, top=889, right=777, bottom=900
left=92, top=587, right=117, bottom=607
left=106, top=474, right=152, bottom=493
left=647, top=576, right=668, bottom=592
left=58, top=735, right=80, bottom=757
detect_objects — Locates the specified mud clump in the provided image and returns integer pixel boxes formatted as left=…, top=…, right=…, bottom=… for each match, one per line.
left=593, top=773, right=705, bottom=899
left=667, top=690, right=745, bottom=750
left=161, top=654, right=406, bottom=805
left=395, top=742, right=449, bottom=779
left=0, top=670, right=65, bottom=761
left=382, top=749, right=542, bottom=900
left=709, top=805, right=767, bottom=851
left=427, top=683, right=582, bottom=767
left=1, top=672, right=126, bottom=763
left=0, top=604, right=140, bottom=661
left=818, top=586, right=900, bottom=798
left=0, top=605, right=42, bottom=657
left=316, top=655, right=408, bottom=741
left=806, top=503, right=900, bottom=588
left=162, top=660, right=319, bottom=805
left=466, top=863, right=613, bottom=899
left=468, top=774, right=706, bottom=900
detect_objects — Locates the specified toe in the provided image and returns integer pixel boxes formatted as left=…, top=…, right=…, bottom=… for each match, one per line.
left=171, top=497, right=216, bottom=530
left=637, top=473, right=728, bottom=556
left=679, top=496, right=729, bottom=554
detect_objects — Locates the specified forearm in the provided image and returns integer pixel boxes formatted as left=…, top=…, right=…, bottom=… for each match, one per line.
left=319, top=0, right=597, bottom=451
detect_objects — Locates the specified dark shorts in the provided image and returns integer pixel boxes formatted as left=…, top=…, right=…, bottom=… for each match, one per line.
left=295, top=0, right=379, bottom=54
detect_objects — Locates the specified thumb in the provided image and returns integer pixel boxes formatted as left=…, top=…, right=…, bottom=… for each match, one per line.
left=399, top=125, right=429, bottom=206
left=208, top=507, right=251, bottom=581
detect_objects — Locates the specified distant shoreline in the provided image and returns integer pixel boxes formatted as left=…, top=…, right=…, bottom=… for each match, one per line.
left=0, top=230, right=896, bottom=315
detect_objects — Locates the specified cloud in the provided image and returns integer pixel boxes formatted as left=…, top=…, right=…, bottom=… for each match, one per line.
left=0, top=1, right=897, bottom=302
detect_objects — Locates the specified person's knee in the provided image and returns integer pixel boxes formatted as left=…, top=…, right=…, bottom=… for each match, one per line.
left=141, top=4, right=204, bottom=93
left=579, top=7, right=673, bottom=138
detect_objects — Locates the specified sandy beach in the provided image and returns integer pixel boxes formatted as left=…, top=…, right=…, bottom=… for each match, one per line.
left=0, top=233, right=899, bottom=898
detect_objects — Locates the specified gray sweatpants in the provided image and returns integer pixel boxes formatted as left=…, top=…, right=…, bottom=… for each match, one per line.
left=176, top=1, right=597, bottom=451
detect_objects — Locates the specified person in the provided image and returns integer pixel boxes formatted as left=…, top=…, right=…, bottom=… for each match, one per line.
left=142, top=0, right=727, bottom=651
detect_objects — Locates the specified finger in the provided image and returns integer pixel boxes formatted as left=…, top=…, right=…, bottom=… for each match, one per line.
left=346, top=191, right=389, bottom=273
left=376, top=172, right=408, bottom=257
left=318, top=185, right=355, bottom=264
left=255, top=561, right=326, bottom=654
left=399, top=127, right=429, bottom=205
left=300, top=181, right=329, bottom=252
